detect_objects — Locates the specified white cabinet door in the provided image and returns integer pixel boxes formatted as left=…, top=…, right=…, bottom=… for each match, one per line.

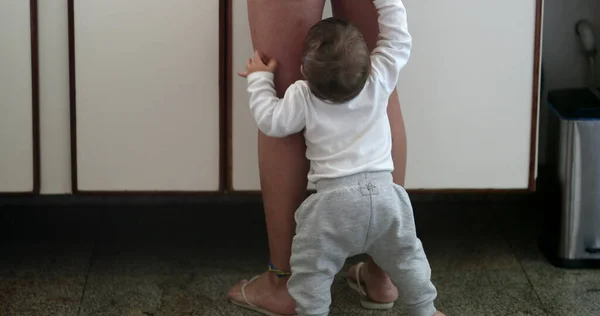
left=0, top=0, right=35, bottom=193
left=397, top=0, right=538, bottom=189
left=231, top=0, right=539, bottom=191
left=230, top=0, right=261, bottom=191
left=230, top=0, right=322, bottom=191
left=73, top=0, right=220, bottom=191
left=38, top=0, right=72, bottom=194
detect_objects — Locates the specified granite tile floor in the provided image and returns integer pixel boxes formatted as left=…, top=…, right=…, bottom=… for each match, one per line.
left=0, top=199, right=599, bottom=316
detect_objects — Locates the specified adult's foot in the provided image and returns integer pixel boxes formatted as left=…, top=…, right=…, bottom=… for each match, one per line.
left=227, top=271, right=296, bottom=315
left=347, top=261, right=399, bottom=304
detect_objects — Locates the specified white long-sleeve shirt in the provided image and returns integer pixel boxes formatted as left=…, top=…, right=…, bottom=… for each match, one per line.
left=245, top=0, right=412, bottom=183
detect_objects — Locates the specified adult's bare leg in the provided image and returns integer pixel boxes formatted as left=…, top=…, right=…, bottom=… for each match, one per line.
left=227, top=1, right=325, bottom=314
left=331, top=0, right=408, bottom=304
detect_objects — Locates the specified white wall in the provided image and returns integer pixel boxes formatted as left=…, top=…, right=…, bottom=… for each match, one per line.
left=538, top=0, right=600, bottom=165
left=542, top=0, right=600, bottom=91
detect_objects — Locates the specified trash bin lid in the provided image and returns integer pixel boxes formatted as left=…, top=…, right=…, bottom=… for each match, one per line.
left=548, top=88, right=600, bottom=120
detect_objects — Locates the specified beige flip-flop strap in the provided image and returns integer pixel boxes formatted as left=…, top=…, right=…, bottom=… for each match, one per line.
left=240, top=275, right=260, bottom=308
left=355, top=262, right=368, bottom=297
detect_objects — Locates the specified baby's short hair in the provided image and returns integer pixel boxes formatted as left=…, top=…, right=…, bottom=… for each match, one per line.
left=302, top=17, right=371, bottom=103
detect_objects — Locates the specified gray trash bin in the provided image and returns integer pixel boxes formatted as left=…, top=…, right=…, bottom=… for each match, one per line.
left=541, top=88, right=600, bottom=268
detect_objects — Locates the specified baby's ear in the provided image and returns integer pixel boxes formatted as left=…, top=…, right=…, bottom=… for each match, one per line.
left=300, top=65, right=306, bottom=79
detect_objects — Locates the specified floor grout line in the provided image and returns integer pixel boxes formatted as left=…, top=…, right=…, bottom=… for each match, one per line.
left=505, top=237, right=550, bottom=316
left=77, top=240, right=97, bottom=316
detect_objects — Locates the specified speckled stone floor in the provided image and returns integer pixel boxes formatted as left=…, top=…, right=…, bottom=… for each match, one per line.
left=0, top=199, right=599, bottom=316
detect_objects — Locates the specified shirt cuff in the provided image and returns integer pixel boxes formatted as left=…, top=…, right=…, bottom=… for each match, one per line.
left=247, top=71, right=274, bottom=81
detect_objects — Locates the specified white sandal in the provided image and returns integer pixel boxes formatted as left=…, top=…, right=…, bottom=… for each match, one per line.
left=346, top=262, right=395, bottom=310
left=229, top=275, right=297, bottom=316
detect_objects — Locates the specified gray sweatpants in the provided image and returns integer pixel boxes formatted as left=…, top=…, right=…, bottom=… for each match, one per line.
left=288, top=171, right=437, bottom=316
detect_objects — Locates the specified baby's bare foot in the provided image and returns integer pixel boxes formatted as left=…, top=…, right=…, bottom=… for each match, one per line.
left=347, top=261, right=398, bottom=303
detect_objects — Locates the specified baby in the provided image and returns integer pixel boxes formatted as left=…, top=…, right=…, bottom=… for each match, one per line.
left=238, top=0, right=444, bottom=315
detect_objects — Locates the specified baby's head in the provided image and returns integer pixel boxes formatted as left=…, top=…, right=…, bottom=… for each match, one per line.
left=302, top=17, right=371, bottom=103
